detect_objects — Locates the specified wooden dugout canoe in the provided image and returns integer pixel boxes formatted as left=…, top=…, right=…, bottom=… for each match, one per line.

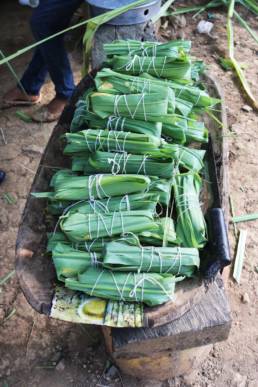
left=15, top=70, right=229, bottom=329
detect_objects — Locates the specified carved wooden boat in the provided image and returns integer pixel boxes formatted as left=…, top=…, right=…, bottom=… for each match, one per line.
left=15, top=70, right=229, bottom=328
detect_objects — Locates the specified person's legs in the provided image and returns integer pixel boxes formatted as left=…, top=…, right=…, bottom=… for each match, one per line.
left=30, top=0, right=83, bottom=100
left=20, top=48, right=48, bottom=96
left=3, top=0, right=83, bottom=112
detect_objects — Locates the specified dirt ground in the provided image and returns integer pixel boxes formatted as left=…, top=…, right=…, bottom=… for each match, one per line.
left=0, top=1, right=257, bottom=386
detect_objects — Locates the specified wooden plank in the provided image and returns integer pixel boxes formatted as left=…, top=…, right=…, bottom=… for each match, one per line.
left=106, top=276, right=231, bottom=355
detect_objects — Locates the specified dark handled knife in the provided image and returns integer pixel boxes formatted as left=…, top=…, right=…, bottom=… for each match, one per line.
left=201, top=136, right=231, bottom=280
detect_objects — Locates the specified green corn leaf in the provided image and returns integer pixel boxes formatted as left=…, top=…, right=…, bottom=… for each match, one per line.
left=95, top=68, right=176, bottom=114
left=70, top=100, right=162, bottom=139
left=138, top=71, right=220, bottom=112
left=97, top=69, right=219, bottom=114
left=149, top=177, right=172, bottom=206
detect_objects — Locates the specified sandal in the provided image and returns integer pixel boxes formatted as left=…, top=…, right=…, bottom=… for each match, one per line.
left=2, top=94, right=41, bottom=108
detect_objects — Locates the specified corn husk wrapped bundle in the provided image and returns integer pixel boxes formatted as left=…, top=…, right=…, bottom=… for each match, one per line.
left=70, top=102, right=162, bottom=139
left=173, top=173, right=207, bottom=248
left=65, top=267, right=183, bottom=306
left=107, top=54, right=192, bottom=80
left=48, top=192, right=159, bottom=216
left=60, top=210, right=158, bottom=242
left=104, top=39, right=191, bottom=57
left=89, top=88, right=203, bottom=126
left=103, top=240, right=199, bottom=277
left=162, top=144, right=205, bottom=172
left=94, top=69, right=175, bottom=114
left=36, top=38, right=215, bottom=310
left=169, top=81, right=220, bottom=109
left=47, top=232, right=128, bottom=253
left=95, top=68, right=190, bottom=117
left=64, top=129, right=161, bottom=155
left=139, top=217, right=179, bottom=246
left=94, top=68, right=212, bottom=117
left=149, top=178, right=172, bottom=206
left=89, top=90, right=171, bottom=123
left=65, top=130, right=205, bottom=172
left=175, top=98, right=193, bottom=117
left=95, top=68, right=193, bottom=117
left=52, top=242, right=102, bottom=281
left=33, top=173, right=150, bottom=201
left=71, top=156, right=89, bottom=172
left=162, top=117, right=208, bottom=144
left=139, top=72, right=220, bottom=110
left=83, top=151, right=175, bottom=179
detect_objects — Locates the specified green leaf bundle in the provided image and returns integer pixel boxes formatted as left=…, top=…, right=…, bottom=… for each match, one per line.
left=48, top=192, right=159, bottom=216
left=60, top=210, right=158, bottom=242
left=64, top=129, right=161, bottom=155
left=139, top=72, right=220, bottom=110
left=162, top=144, right=205, bottom=172
left=103, top=240, right=199, bottom=277
left=33, top=173, right=151, bottom=201
left=89, top=90, right=170, bottom=122
left=52, top=242, right=102, bottom=281
left=47, top=232, right=124, bottom=253
left=139, top=217, right=179, bottom=246
left=104, top=39, right=191, bottom=57
left=70, top=101, right=162, bottom=139
left=149, top=178, right=172, bottom=206
left=107, top=54, right=192, bottom=80
left=84, top=151, right=175, bottom=179
left=173, top=173, right=207, bottom=248
left=65, top=267, right=183, bottom=306
left=95, top=68, right=175, bottom=114
left=162, top=116, right=208, bottom=144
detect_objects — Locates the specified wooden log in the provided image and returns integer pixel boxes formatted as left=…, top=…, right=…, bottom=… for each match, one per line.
left=102, top=277, right=231, bottom=380
left=91, top=23, right=156, bottom=69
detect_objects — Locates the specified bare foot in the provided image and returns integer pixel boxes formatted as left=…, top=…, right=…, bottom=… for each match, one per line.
left=3, top=87, right=40, bottom=107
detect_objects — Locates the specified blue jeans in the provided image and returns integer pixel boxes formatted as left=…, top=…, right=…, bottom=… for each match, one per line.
left=20, top=0, right=83, bottom=99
